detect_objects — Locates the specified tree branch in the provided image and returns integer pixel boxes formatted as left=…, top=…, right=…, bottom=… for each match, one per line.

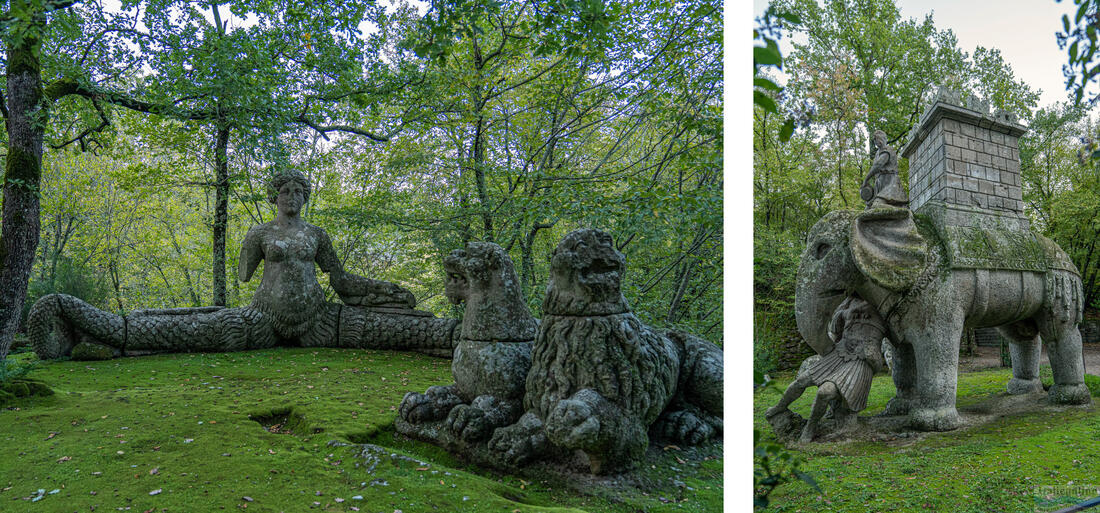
left=48, top=99, right=110, bottom=152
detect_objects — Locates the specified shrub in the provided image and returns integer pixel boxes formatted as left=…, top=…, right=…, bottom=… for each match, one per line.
left=21, top=256, right=110, bottom=331
left=1084, top=374, right=1100, bottom=396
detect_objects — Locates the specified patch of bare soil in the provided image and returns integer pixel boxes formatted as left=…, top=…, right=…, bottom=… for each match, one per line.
left=958, top=343, right=1100, bottom=374
left=794, top=391, right=1093, bottom=447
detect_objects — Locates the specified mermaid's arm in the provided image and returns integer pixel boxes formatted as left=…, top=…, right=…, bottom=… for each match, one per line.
left=239, top=225, right=265, bottom=282
left=314, top=227, right=353, bottom=291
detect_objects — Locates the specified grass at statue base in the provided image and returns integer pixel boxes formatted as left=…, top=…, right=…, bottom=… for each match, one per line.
left=0, top=348, right=722, bottom=513
left=754, top=366, right=1100, bottom=512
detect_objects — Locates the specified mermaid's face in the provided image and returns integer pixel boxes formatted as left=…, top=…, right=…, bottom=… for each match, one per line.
left=277, top=181, right=306, bottom=216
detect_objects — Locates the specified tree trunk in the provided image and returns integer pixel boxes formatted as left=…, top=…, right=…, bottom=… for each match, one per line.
left=667, top=259, right=696, bottom=324
left=212, top=124, right=230, bottom=306
left=472, top=114, right=493, bottom=241
left=0, top=7, right=46, bottom=359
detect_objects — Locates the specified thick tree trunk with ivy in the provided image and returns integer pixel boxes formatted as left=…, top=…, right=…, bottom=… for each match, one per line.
left=212, top=124, right=230, bottom=306
left=0, top=14, right=46, bottom=360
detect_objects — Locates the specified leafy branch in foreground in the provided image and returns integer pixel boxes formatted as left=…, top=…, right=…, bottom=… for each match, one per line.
left=753, top=370, right=821, bottom=509
left=753, top=4, right=807, bottom=142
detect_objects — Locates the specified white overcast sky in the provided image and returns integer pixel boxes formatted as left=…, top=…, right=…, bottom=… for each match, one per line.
left=751, top=0, right=1081, bottom=108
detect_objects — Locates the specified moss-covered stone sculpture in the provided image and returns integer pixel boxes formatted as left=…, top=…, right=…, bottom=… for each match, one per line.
left=398, top=229, right=723, bottom=475
left=27, top=169, right=458, bottom=360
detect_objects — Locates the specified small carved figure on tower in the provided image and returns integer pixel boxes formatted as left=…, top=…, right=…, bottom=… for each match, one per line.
left=766, top=295, right=887, bottom=442
left=861, top=130, right=908, bottom=209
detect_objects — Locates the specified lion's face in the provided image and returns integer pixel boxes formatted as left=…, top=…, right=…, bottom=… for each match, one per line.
left=544, top=229, right=629, bottom=316
left=443, top=250, right=469, bottom=305
left=445, top=242, right=536, bottom=342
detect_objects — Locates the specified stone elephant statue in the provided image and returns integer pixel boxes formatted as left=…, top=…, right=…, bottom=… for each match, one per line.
left=795, top=208, right=1091, bottom=431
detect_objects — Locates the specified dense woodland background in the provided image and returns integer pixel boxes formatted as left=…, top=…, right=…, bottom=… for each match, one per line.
left=754, top=0, right=1100, bottom=373
left=0, top=0, right=723, bottom=348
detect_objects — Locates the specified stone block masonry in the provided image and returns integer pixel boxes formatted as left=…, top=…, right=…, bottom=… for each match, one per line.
left=901, top=91, right=1029, bottom=231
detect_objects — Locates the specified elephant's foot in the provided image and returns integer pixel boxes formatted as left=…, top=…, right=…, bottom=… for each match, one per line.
left=1049, top=383, right=1092, bottom=405
left=876, top=396, right=911, bottom=417
left=1006, top=377, right=1043, bottom=395
left=908, top=406, right=960, bottom=431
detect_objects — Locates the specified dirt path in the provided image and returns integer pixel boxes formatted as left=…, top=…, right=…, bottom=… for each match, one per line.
left=958, top=343, right=1100, bottom=374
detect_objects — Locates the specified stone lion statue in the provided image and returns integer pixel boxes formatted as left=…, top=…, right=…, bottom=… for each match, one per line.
left=395, top=242, right=538, bottom=445
left=395, top=229, right=723, bottom=475
left=486, top=228, right=723, bottom=474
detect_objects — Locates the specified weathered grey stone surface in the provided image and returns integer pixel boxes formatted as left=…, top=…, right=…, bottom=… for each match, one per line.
left=488, top=229, right=723, bottom=475
left=794, top=96, right=1091, bottom=434
left=397, top=229, right=723, bottom=475
left=444, top=243, right=538, bottom=342
left=795, top=210, right=1090, bottom=432
left=901, top=87, right=1029, bottom=228
left=397, top=241, right=536, bottom=448
left=861, top=130, right=907, bottom=208
left=28, top=169, right=458, bottom=360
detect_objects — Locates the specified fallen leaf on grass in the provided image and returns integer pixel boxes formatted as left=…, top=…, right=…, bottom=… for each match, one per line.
left=57, top=456, right=71, bottom=463
left=149, top=488, right=161, bottom=495
left=149, top=468, right=159, bottom=475
left=45, top=432, right=57, bottom=440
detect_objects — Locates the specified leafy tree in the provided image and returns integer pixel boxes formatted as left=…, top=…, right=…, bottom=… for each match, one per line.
left=1057, top=0, right=1100, bottom=105
left=1019, top=102, right=1100, bottom=310
left=754, top=4, right=806, bottom=142
left=753, top=0, right=1041, bottom=366
left=0, top=0, right=422, bottom=358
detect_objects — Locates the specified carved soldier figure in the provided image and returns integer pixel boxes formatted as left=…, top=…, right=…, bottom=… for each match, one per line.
left=861, top=130, right=908, bottom=209
left=766, top=295, right=887, bottom=442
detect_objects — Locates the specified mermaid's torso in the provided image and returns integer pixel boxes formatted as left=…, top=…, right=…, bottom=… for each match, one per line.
left=250, top=222, right=327, bottom=339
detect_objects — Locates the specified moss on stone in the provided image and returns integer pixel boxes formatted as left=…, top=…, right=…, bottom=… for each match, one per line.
left=70, top=342, right=116, bottom=361
left=0, top=377, right=53, bottom=407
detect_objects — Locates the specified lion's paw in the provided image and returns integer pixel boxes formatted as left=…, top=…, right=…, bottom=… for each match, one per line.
left=651, top=409, right=717, bottom=446
left=545, top=398, right=601, bottom=449
left=398, top=385, right=461, bottom=424
left=446, top=404, right=491, bottom=442
left=487, top=413, right=546, bottom=466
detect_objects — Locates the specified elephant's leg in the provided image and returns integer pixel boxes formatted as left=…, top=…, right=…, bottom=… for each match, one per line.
left=905, top=306, right=964, bottom=431
left=881, top=340, right=916, bottom=416
left=998, top=321, right=1043, bottom=395
left=1036, top=296, right=1091, bottom=405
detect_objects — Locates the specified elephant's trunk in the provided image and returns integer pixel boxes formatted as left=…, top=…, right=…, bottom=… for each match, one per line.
left=795, top=280, right=847, bottom=355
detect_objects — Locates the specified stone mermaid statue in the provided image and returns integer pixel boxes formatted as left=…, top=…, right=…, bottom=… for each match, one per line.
left=28, top=169, right=458, bottom=360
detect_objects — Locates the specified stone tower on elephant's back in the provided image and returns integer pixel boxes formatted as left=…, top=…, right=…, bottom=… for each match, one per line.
left=901, top=88, right=1029, bottom=231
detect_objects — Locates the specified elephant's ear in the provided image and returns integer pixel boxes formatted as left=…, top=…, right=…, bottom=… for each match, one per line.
left=850, top=208, right=927, bottom=292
